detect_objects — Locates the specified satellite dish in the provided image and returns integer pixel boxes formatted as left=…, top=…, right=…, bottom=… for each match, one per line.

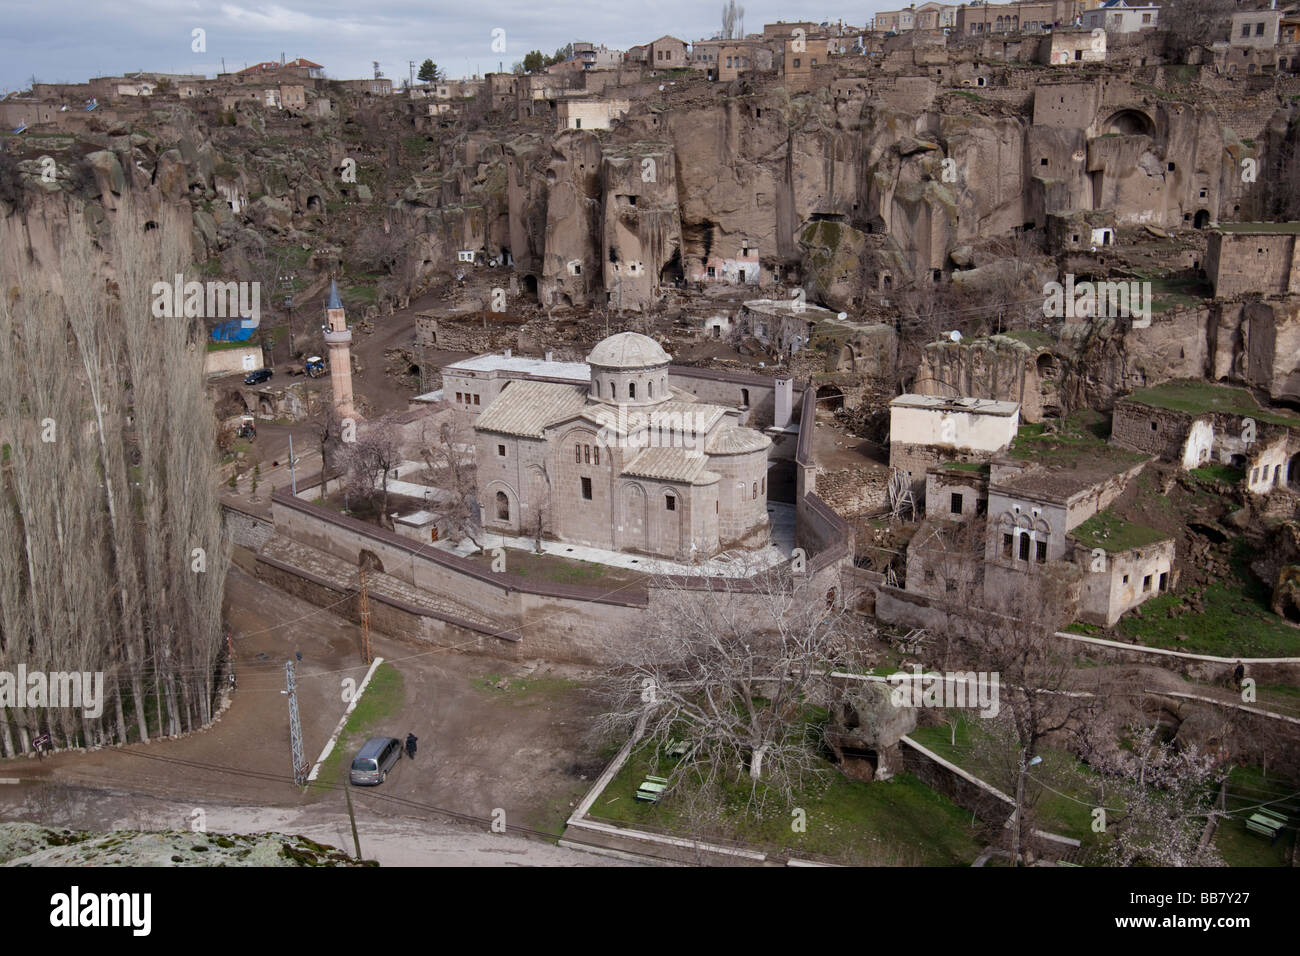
left=948, top=330, right=962, bottom=342
left=837, top=311, right=848, bottom=321
left=488, top=258, right=499, bottom=268
left=659, top=84, right=665, bottom=91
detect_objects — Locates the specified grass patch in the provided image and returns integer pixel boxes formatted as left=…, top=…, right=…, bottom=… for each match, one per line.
left=1070, top=509, right=1169, bottom=553
left=470, top=672, right=579, bottom=699
left=941, top=460, right=991, bottom=475
left=311, top=661, right=405, bottom=791
left=1125, top=380, right=1300, bottom=428
left=1117, top=542, right=1300, bottom=656
left=909, top=717, right=1100, bottom=846
left=1008, top=410, right=1142, bottom=469
left=1214, top=764, right=1298, bottom=866
left=590, top=742, right=982, bottom=865
left=465, top=547, right=645, bottom=590
left=1191, top=463, right=1245, bottom=484
left=1002, top=329, right=1054, bottom=349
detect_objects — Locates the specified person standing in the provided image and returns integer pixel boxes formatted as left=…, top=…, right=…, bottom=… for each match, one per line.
left=405, top=732, right=418, bottom=760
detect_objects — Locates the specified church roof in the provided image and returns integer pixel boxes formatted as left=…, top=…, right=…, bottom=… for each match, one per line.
left=586, top=331, right=671, bottom=369
left=623, top=447, right=715, bottom=484
left=578, top=400, right=726, bottom=437
left=706, top=424, right=772, bottom=455
left=473, top=381, right=588, bottom=438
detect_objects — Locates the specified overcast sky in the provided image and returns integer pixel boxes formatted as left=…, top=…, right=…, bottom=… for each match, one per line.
left=1, top=1, right=892, bottom=94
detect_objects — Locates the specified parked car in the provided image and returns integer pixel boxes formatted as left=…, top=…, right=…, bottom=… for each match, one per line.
left=350, top=736, right=402, bottom=786
left=244, top=368, right=273, bottom=385
left=304, top=356, right=326, bottom=378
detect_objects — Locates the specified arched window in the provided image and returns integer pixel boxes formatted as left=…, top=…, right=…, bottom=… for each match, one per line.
left=629, top=382, right=636, bottom=399
left=665, top=494, right=676, bottom=511
left=609, top=380, right=616, bottom=398
left=761, top=477, right=765, bottom=494
left=648, top=380, right=654, bottom=398
left=594, top=380, right=600, bottom=397
left=584, top=444, right=590, bottom=464
left=496, top=491, right=510, bottom=520
left=575, top=444, right=581, bottom=463
left=594, top=445, right=600, bottom=466
left=752, top=482, right=757, bottom=499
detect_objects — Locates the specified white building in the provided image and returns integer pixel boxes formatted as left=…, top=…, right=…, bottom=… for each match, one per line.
left=1081, top=0, right=1159, bottom=34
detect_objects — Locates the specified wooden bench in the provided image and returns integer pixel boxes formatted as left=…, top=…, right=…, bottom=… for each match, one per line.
left=665, top=740, right=689, bottom=759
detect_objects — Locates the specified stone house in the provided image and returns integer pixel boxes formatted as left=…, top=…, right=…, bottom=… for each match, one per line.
left=888, top=395, right=1021, bottom=496
left=1204, top=224, right=1300, bottom=298
left=981, top=452, right=1146, bottom=609
left=472, top=332, right=772, bottom=561
left=556, top=98, right=630, bottom=131
left=1068, top=516, right=1174, bottom=625
left=648, top=36, right=689, bottom=69
left=1038, top=28, right=1107, bottom=65
left=1110, top=384, right=1300, bottom=495
left=1081, top=0, right=1159, bottom=34
left=1230, top=8, right=1283, bottom=48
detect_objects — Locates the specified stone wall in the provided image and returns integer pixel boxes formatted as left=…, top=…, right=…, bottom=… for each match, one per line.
left=222, top=502, right=274, bottom=551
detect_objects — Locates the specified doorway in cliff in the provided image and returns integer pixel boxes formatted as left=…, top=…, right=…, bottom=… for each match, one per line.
left=1193, top=209, right=1210, bottom=230
left=660, top=249, right=684, bottom=287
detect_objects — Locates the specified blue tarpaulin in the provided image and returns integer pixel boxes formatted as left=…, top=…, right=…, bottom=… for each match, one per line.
left=210, top=320, right=254, bottom=342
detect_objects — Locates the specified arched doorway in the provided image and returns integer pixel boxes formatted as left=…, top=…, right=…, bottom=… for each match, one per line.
left=1193, top=209, right=1211, bottom=230
left=1101, top=109, right=1155, bottom=137
left=1289, top=452, right=1300, bottom=491
left=816, top=384, right=845, bottom=411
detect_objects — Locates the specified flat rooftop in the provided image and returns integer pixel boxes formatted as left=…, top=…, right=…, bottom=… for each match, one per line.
left=1121, top=380, right=1300, bottom=428
left=890, top=394, right=1021, bottom=417
left=1214, top=221, right=1300, bottom=235
left=443, top=353, right=592, bottom=381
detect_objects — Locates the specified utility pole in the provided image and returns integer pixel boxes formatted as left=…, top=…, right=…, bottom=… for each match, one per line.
left=288, top=434, right=298, bottom=495
left=285, top=661, right=307, bottom=787
left=344, top=784, right=363, bottom=861
left=409, top=60, right=416, bottom=90
left=358, top=566, right=373, bottom=664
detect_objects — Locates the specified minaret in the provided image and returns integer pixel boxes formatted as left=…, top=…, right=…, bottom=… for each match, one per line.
left=323, top=280, right=357, bottom=419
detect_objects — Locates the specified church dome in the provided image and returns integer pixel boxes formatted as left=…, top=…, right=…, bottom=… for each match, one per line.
left=586, top=332, right=671, bottom=369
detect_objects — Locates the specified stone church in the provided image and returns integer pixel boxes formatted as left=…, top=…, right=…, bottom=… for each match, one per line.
left=472, top=332, right=772, bottom=561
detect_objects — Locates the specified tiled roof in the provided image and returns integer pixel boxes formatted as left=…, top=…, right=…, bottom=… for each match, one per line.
left=623, top=447, right=713, bottom=483
left=706, top=424, right=771, bottom=455
left=473, top=381, right=588, bottom=438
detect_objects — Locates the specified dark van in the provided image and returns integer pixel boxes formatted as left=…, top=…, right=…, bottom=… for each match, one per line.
left=350, top=736, right=402, bottom=786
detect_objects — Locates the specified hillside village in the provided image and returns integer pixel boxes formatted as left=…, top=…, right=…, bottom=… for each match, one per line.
left=0, top=0, right=1299, bottom=872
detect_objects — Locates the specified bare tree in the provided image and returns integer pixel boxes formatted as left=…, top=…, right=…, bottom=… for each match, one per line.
left=953, top=571, right=1104, bottom=863
left=0, top=195, right=227, bottom=753
left=419, top=416, right=484, bottom=551
left=592, top=568, right=868, bottom=809
left=339, top=417, right=402, bottom=527
left=721, top=0, right=745, bottom=40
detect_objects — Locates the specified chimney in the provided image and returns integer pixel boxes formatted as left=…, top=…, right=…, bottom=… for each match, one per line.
left=774, top=378, right=793, bottom=430
left=544, top=350, right=553, bottom=362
